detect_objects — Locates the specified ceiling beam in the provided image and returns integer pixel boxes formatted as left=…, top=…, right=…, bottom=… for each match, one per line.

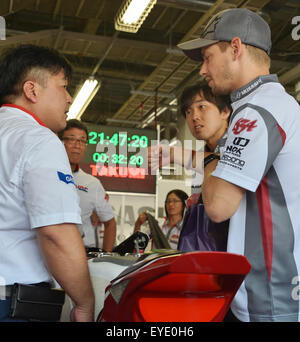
left=0, top=0, right=35, bottom=16
left=61, top=30, right=168, bottom=52
left=2, top=28, right=168, bottom=54
left=71, top=66, right=146, bottom=83
left=61, top=49, right=159, bottom=67
left=53, top=0, right=61, bottom=20
left=0, top=29, right=58, bottom=46
left=75, top=0, right=85, bottom=17
left=157, top=0, right=213, bottom=12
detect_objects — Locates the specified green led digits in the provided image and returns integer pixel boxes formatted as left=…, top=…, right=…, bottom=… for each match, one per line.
left=89, top=131, right=148, bottom=167
left=92, top=153, right=144, bottom=166
left=88, top=131, right=148, bottom=148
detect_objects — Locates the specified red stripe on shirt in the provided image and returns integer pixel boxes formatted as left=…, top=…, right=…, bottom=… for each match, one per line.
left=1, top=104, right=48, bottom=127
left=277, top=123, right=286, bottom=146
left=256, top=175, right=273, bottom=280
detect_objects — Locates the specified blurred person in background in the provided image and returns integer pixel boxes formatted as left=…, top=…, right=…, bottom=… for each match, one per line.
left=59, top=119, right=116, bottom=252
left=134, top=189, right=188, bottom=250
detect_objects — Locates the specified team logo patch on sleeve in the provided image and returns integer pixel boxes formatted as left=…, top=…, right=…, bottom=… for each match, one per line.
left=232, top=118, right=257, bottom=135
left=57, top=171, right=75, bottom=185
left=77, top=185, right=88, bottom=192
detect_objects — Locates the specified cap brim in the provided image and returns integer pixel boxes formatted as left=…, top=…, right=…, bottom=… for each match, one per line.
left=177, top=37, right=219, bottom=61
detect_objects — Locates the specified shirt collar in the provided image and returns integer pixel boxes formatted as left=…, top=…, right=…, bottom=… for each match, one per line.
left=1, top=104, right=48, bottom=128
left=230, top=74, right=279, bottom=103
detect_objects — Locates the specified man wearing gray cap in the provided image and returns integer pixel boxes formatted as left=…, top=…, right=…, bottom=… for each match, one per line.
left=179, top=8, right=300, bottom=322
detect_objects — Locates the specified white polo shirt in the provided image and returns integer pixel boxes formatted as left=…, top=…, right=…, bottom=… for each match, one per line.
left=161, top=219, right=183, bottom=250
left=0, top=104, right=81, bottom=285
left=213, top=75, right=300, bottom=322
left=73, top=168, right=114, bottom=247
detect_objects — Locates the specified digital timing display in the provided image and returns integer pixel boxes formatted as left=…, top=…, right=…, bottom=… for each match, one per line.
left=90, top=132, right=148, bottom=166
left=80, top=123, right=157, bottom=193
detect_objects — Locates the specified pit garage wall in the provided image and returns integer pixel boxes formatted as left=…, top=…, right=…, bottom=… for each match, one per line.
left=107, top=178, right=192, bottom=245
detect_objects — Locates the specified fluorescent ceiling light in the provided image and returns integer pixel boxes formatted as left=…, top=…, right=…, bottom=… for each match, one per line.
left=67, top=77, right=100, bottom=120
left=141, top=98, right=177, bottom=128
left=141, top=106, right=168, bottom=128
left=115, top=0, right=157, bottom=33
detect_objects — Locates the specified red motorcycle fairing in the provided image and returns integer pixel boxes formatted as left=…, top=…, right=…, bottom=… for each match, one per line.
left=98, top=251, right=251, bottom=322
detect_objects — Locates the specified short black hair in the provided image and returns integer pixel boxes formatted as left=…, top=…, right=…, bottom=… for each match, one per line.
left=165, top=189, right=188, bottom=219
left=0, top=44, right=72, bottom=105
left=180, top=83, right=231, bottom=119
left=58, top=119, right=89, bottom=140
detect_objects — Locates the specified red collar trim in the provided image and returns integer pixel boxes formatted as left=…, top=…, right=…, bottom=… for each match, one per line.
left=1, top=104, right=48, bottom=128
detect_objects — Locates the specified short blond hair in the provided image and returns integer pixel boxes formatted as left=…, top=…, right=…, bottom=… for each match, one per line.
left=217, top=41, right=270, bottom=68
left=246, top=45, right=271, bottom=68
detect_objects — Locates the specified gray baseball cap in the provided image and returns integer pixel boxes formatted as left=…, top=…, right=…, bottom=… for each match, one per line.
left=178, top=8, right=272, bottom=61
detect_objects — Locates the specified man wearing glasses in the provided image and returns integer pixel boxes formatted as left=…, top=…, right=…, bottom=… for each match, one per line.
left=59, top=119, right=116, bottom=252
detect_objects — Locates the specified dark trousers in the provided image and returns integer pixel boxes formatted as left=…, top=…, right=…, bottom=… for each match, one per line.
left=223, top=308, right=242, bottom=322
left=0, top=298, right=28, bottom=322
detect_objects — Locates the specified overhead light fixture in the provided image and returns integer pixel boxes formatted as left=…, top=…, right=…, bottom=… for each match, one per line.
left=67, top=77, right=100, bottom=120
left=141, top=106, right=168, bottom=128
left=115, top=0, right=157, bottom=33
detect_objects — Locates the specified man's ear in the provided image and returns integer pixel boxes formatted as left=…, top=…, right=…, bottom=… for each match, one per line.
left=221, top=106, right=231, bottom=121
left=230, top=37, right=243, bottom=60
left=23, top=80, right=39, bottom=103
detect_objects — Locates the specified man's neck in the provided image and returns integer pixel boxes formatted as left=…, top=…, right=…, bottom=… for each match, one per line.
left=233, top=65, right=270, bottom=92
left=206, top=126, right=227, bottom=152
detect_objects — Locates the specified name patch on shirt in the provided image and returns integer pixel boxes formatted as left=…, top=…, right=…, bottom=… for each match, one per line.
left=77, top=185, right=88, bottom=192
left=57, top=171, right=75, bottom=185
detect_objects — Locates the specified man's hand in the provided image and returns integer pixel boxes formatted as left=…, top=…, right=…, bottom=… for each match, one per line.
left=70, top=304, right=95, bottom=322
left=90, top=210, right=101, bottom=227
left=102, top=218, right=117, bottom=252
left=136, top=212, right=147, bottom=225
left=148, top=144, right=207, bottom=174
left=134, top=212, right=148, bottom=232
left=147, top=144, right=174, bottom=174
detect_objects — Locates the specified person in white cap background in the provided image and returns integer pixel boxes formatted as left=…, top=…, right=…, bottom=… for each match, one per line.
left=178, top=8, right=300, bottom=322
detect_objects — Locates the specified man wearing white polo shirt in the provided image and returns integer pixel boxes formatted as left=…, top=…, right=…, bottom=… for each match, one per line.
left=0, top=45, right=94, bottom=322
left=58, top=119, right=116, bottom=252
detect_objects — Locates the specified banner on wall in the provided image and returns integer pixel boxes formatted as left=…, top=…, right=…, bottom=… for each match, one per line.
left=107, top=192, right=156, bottom=245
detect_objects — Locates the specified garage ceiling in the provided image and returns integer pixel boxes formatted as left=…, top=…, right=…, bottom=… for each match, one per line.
left=1, top=0, right=300, bottom=134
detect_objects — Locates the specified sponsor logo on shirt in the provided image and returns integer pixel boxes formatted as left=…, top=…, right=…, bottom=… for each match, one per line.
left=233, top=137, right=250, bottom=147
left=77, top=185, right=88, bottom=192
left=169, top=234, right=180, bottom=245
left=220, top=153, right=245, bottom=170
left=231, top=78, right=262, bottom=101
left=226, top=138, right=251, bottom=157
left=57, top=171, right=75, bottom=185
left=232, top=118, right=257, bottom=135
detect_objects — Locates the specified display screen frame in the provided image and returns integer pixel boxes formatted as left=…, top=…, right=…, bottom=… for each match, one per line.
left=80, top=123, right=157, bottom=194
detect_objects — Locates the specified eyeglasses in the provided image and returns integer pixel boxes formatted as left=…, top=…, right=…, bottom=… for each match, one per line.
left=165, top=199, right=182, bottom=205
left=62, top=137, right=88, bottom=146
